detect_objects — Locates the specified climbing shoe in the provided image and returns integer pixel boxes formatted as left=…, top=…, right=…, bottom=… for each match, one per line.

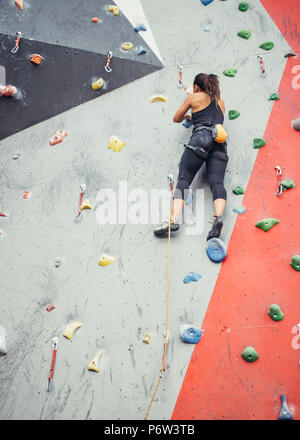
left=153, top=221, right=180, bottom=237
left=206, top=215, right=223, bottom=241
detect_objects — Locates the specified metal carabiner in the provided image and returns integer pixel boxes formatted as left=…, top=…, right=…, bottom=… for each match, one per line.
left=177, top=65, right=184, bottom=88
left=275, top=166, right=282, bottom=197
left=105, top=51, right=113, bottom=73
left=11, top=32, right=22, bottom=54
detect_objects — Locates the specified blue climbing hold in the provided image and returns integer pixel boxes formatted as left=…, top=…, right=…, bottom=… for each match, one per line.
left=137, top=46, right=147, bottom=56
left=179, top=324, right=203, bottom=344
left=201, top=0, right=215, bottom=5
left=135, top=24, right=147, bottom=32
left=183, top=272, right=202, bottom=284
left=206, top=238, right=227, bottom=263
left=233, top=206, right=246, bottom=215
left=278, top=395, right=294, bottom=420
left=182, top=119, right=193, bottom=128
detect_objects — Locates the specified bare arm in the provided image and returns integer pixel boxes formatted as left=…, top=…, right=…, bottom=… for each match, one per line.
left=219, top=98, right=225, bottom=115
left=173, top=96, right=192, bottom=123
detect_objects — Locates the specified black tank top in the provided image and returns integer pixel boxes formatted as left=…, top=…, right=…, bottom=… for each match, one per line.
left=192, top=100, right=224, bottom=127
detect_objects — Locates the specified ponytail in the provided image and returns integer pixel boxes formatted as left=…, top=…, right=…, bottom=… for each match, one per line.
left=193, top=73, right=220, bottom=105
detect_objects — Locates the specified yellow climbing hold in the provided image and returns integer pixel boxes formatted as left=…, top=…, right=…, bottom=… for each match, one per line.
left=81, top=199, right=92, bottom=210
left=143, top=334, right=153, bottom=344
left=63, top=321, right=83, bottom=340
left=92, top=77, right=104, bottom=90
left=108, top=135, right=126, bottom=152
left=88, top=349, right=103, bottom=372
left=108, top=5, right=119, bottom=15
left=98, top=254, right=116, bottom=266
left=121, top=42, right=134, bottom=51
left=149, top=94, right=168, bottom=103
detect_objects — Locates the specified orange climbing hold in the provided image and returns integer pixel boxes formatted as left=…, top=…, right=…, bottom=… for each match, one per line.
left=15, top=0, right=23, bottom=11
left=30, top=54, right=44, bottom=65
left=49, top=130, right=67, bottom=146
left=23, top=191, right=30, bottom=199
left=92, top=17, right=99, bottom=23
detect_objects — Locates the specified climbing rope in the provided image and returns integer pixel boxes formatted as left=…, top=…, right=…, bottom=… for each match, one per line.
left=144, top=216, right=171, bottom=420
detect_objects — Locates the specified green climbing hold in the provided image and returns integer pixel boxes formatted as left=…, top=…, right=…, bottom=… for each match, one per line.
left=290, top=255, right=300, bottom=272
left=253, top=138, right=266, bottom=149
left=255, top=218, right=280, bottom=232
left=268, top=93, right=280, bottom=101
left=223, top=69, right=237, bottom=77
left=238, top=30, right=251, bottom=39
left=241, top=346, right=259, bottom=363
left=281, top=179, right=295, bottom=190
left=233, top=186, right=244, bottom=195
left=229, top=110, right=240, bottom=120
left=238, top=2, right=249, bottom=11
left=259, top=42, right=274, bottom=51
left=268, top=304, right=284, bottom=321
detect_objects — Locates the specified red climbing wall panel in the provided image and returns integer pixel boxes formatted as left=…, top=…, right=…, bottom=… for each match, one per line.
left=172, top=0, right=300, bottom=420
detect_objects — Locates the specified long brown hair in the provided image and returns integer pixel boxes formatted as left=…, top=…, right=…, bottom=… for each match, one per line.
left=193, top=73, right=220, bottom=104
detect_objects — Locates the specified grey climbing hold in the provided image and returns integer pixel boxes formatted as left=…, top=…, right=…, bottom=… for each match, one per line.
left=0, top=325, right=7, bottom=355
left=268, top=304, right=284, bottom=321
left=292, top=118, right=300, bottom=131
left=278, top=395, right=294, bottom=420
left=179, top=324, right=203, bottom=344
left=241, top=346, right=259, bottom=362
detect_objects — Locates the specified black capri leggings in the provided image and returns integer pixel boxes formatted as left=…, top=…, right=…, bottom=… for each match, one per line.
left=174, top=130, right=228, bottom=201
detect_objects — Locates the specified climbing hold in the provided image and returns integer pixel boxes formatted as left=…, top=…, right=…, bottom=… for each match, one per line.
left=233, top=206, right=246, bottom=215
left=232, top=186, right=244, bottom=195
left=46, top=305, right=56, bottom=312
left=292, top=118, right=300, bottom=131
left=253, top=138, right=266, bottom=149
left=281, top=179, right=295, bottom=190
left=238, top=2, right=249, bottom=11
left=49, top=130, right=67, bottom=146
left=23, top=190, right=30, bottom=199
left=108, top=135, right=126, bottom=152
left=15, top=0, right=23, bottom=11
left=0, top=85, right=17, bottom=97
left=137, top=46, right=146, bottom=56
left=135, top=24, right=147, bottom=32
left=179, top=324, right=203, bottom=344
left=255, top=218, right=280, bottom=232
left=183, top=272, right=202, bottom=284
left=241, top=346, right=259, bottom=362
left=88, top=349, right=103, bottom=372
left=284, top=52, right=297, bottom=58
left=237, top=30, right=251, bottom=39
left=0, top=326, right=7, bottom=355
left=200, top=0, right=215, bottom=5
left=62, top=320, right=83, bottom=340
left=203, top=25, right=211, bottom=32
left=268, top=93, right=280, bottom=101
left=290, top=255, right=300, bottom=272
left=268, top=304, right=284, bottom=321
left=278, top=395, right=294, bottom=420
left=223, top=69, right=237, bottom=77
left=121, top=42, right=134, bottom=51
left=206, top=238, right=227, bottom=263
left=30, top=54, right=44, bottom=65
left=149, top=94, right=168, bottom=103
left=108, top=5, right=119, bottom=15
left=92, top=17, right=99, bottom=23
left=229, top=110, right=240, bottom=120
left=259, top=42, right=274, bottom=51
left=12, top=153, right=21, bottom=160
left=98, top=254, right=116, bottom=266
left=182, top=118, right=192, bottom=128
left=92, top=77, right=104, bottom=90
left=0, top=210, right=7, bottom=217
left=54, top=257, right=62, bottom=268
left=143, top=334, right=153, bottom=344
left=81, top=199, right=92, bottom=210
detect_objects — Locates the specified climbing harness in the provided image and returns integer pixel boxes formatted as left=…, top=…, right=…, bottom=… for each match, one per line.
left=11, top=32, right=21, bottom=54
left=105, top=51, right=113, bottom=73
left=74, top=184, right=85, bottom=222
left=183, top=124, right=228, bottom=160
left=177, top=66, right=184, bottom=88
left=167, top=175, right=175, bottom=196
left=144, top=185, right=172, bottom=420
left=47, top=337, right=58, bottom=391
left=275, top=166, right=282, bottom=197
left=257, top=55, right=266, bottom=77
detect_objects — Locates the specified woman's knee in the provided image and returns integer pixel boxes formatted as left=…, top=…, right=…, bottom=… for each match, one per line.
left=211, top=183, right=227, bottom=201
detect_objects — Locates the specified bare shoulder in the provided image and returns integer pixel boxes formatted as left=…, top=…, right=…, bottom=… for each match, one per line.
left=218, top=98, right=225, bottom=114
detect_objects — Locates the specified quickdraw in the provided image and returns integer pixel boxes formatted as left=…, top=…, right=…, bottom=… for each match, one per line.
left=11, top=32, right=21, bottom=54
left=47, top=337, right=58, bottom=392
left=257, top=55, right=266, bottom=77
left=105, top=51, right=113, bottom=73
left=74, top=184, right=85, bottom=222
left=167, top=175, right=175, bottom=196
left=275, top=166, right=282, bottom=197
left=177, top=66, right=184, bottom=88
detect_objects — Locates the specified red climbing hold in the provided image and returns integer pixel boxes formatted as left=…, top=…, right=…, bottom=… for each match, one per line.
left=15, top=0, right=24, bottom=11
left=49, top=130, right=67, bottom=146
left=0, top=85, right=17, bottom=97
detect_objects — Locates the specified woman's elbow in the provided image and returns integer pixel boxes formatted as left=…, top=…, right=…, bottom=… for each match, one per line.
left=173, top=115, right=180, bottom=123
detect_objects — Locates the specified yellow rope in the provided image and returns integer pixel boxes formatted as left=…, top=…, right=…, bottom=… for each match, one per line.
left=144, top=217, right=171, bottom=420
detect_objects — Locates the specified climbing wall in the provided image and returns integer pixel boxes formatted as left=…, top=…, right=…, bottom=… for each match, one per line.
left=0, top=0, right=299, bottom=421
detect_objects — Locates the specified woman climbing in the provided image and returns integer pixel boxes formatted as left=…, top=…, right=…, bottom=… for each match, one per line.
left=154, top=73, right=228, bottom=240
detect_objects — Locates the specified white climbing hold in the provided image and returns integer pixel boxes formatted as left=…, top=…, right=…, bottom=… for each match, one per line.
left=149, top=94, right=168, bottom=103
left=98, top=254, right=116, bottom=266
left=81, top=199, right=92, bottom=210
left=143, top=334, right=153, bottom=344
left=0, top=326, right=7, bottom=355
left=62, top=320, right=82, bottom=340
left=88, top=349, right=103, bottom=372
